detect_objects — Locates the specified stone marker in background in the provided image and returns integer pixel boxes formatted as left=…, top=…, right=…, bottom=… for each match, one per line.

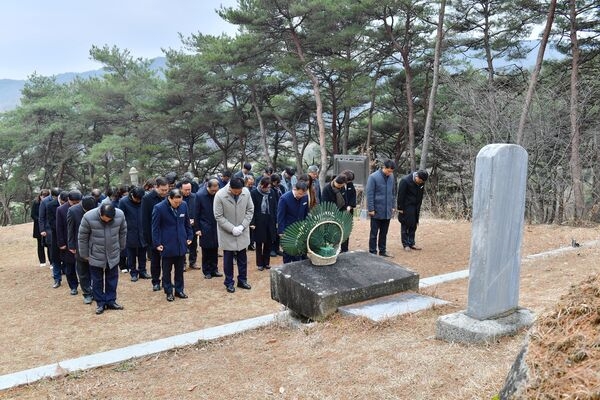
left=436, top=144, right=534, bottom=343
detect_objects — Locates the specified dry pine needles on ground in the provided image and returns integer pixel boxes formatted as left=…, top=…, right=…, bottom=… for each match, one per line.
left=525, top=273, right=600, bottom=399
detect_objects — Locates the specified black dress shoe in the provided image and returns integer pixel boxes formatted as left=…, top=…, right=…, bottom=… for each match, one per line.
left=175, top=291, right=188, bottom=299
left=379, top=252, right=392, bottom=258
left=237, top=281, right=252, bottom=290
left=152, top=284, right=161, bottom=292
left=247, top=244, right=255, bottom=251
left=106, top=302, right=124, bottom=310
left=95, top=306, right=104, bottom=315
left=211, top=271, right=223, bottom=277
left=264, top=265, right=271, bottom=270
left=204, top=274, right=212, bottom=279
left=226, top=285, right=235, bottom=293
left=139, top=271, right=151, bottom=279
left=131, top=275, right=139, bottom=282
left=52, top=280, right=61, bottom=288
left=166, top=293, right=174, bottom=302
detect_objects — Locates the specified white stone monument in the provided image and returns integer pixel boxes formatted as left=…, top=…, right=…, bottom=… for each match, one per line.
left=436, top=144, right=534, bottom=343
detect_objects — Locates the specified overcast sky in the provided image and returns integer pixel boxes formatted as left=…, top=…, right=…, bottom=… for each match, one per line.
left=0, top=0, right=238, bottom=80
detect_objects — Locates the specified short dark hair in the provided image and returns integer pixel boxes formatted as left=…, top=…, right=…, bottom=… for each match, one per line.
left=270, top=173, right=281, bottom=184
left=130, top=187, right=145, bottom=200
left=168, top=189, right=183, bottom=198
left=206, top=178, right=220, bottom=188
left=68, top=190, right=82, bottom=201
left=243, top=162, right=252, bottom=171
left=334, top=175, right=347, bottom=185
left=260, top=176, right=271, bottom=187
left=383, top=160, right=396, bottom=170
left=222, top=169, right=232, bottom=178
left=165, top=172, right=178, bottom=184
left=155, top=177, right=168, bottom=187
left=416, top=170, right=429, bottom=181
left=81, top=196, right=96, bottom=212
left=294, top=181, right=308, bottom=191
left=229, top=177, right=244, bottom=189
left=100, top=203, right=116, bottom=219
left=341, top=169, right=355, bottom=182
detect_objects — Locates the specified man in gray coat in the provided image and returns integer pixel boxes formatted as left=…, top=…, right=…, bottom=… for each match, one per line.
left=213, top=177, right=254, bottom=293
left=78, top=203, right=127, bottom=315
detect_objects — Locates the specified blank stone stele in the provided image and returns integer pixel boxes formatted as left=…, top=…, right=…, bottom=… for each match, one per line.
left=436, top=144, right=534, bottom=343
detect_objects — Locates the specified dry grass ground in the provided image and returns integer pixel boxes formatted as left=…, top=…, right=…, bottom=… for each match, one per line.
left=0, top=217, right=598, bottom=399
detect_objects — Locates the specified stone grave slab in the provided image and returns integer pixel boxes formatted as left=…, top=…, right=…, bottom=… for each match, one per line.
left=270, top=251, right=419, bottom=321
left=338, top=292, right=449, bottom=322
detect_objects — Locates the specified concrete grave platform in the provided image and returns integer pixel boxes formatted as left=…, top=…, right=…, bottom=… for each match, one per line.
left=435, top=308, right=534, bottom=344
left=270, top=251, right=419, bottom=321
left=339, top=292, right=449, bottom=322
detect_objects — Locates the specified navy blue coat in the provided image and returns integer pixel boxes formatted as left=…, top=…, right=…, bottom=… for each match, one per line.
left=277, top=190, right=309, bottom=235
left=119, top=196, right=145, bottom=248
left=152, top=199, right=193, bottom=257
left=195, top=188, right=219, bottom=249
left=366, top=169, right=396, bottom=220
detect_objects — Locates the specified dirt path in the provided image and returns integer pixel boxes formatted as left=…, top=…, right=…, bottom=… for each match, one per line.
left=0, top=218, right=598, bottom=399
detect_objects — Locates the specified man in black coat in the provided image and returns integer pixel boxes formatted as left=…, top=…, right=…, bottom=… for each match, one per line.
left=141, top=176, right=169, bottom=291
left=397, top=170, right=428, bottom=251
left=39, top=187, right=60, bottom=270
left=195, top=178, right=223, bottom=279
left=68, top=195, right=98, bottom=304
left=119, top=187, right=149, bottom=282
left=48, top=190, right=66, bottom=288
left=180, top=179, right=199, bottom=270
left=56, top=190, right=82, bottom=295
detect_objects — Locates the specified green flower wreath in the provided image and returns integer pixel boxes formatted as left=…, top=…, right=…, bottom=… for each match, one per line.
left=281, top=202, right=353, bottom=257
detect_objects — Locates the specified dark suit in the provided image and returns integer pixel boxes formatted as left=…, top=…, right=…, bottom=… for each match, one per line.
left=141, top=190, right=164, bottom=286
left=47, top=198, right=62, bottom=281
left=31, top=199, right=47, bottom=264
left=56, top=202, right=78, bottom=290
left=397, top=173, right=425, bottom=248
left=195, top=188, right=219, bottom=276
left=183, top=193, right=197, bottom=267
left=67, top=203, right=92, bottom=299
left=119, top=196, right=147, bottom=278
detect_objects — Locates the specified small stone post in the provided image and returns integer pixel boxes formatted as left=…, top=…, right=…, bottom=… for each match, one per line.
left=129, top=167, right=139, bottom=186
left=436, top=144, right=534, bottom=343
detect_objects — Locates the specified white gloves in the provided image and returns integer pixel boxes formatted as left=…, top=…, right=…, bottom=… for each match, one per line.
left=232, top=225, right=244, bottom=236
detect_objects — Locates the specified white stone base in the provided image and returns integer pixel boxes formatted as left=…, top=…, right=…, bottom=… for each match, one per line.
left=435, top=308, right=534, bottom=344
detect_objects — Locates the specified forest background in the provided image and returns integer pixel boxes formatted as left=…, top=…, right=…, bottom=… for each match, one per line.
left=0, top=0, right=599, bottom=227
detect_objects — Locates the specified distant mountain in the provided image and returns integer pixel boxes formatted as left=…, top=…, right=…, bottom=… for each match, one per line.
left=0, top=57, right=167, bottom=112
left=0, top=47, right=563, bottom=112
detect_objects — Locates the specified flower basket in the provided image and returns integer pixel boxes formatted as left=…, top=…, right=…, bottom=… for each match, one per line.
left=306, top=220, right=342, bottom=266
